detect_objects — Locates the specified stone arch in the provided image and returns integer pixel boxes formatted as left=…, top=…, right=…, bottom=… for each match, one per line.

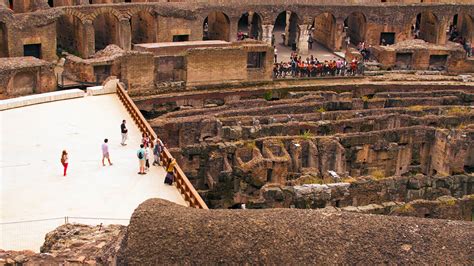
left=273, top=11, right=300, bottom=49
left=93, top=12, right=120, bottom=51
left=344, top=12, right=367, bottom=45
left=130, top=10, right=156, bottom=44
left=9, top=71, right=37, bottom=96
left=457, top=14, right=474, bottom=44
left=0, top=22, right=8, bottom=57
left=88, top=7, right=124, bottom=22
left=64, top=9, right=88, bottom=24
left=57, top=13, right=86, bottom=56
left=311, top=12, right=337, bottom=51
left=412, top=11, right=441, bottom=44
left=203, top=11, right=230, bottom=41
left=237, top=12, right=263, bottom=40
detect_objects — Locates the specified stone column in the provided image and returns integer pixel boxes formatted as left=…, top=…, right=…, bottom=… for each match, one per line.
left=262, top=24, right=274, bottom=46
left=334, top=21, right=345, bottom=52
left=82, top=20, right=95, bottom=58
left=119, top=18, right=131, bottom=51
left=298, top=24, right=310, bottom=55
left=284, top=11, right=291, bottom=46
left=229, top=18, right=238, bottom=42
left=437, top=17, right=449, bottom=45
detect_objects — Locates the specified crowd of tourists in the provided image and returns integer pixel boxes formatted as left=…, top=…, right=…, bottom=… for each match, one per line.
left=273, top=53, right=364, bottom=78
left=60, top=119, right=177, bottom=186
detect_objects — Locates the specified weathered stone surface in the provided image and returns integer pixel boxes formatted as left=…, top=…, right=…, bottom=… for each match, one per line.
left=117, top=199, right=474, bottom=265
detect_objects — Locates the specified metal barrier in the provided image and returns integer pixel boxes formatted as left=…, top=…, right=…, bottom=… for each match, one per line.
left=116, top=83, right=208, bottom=209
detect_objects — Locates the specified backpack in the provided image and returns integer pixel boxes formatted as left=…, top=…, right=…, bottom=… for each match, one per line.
left=138, top=151, right=144, bottom=159
left=60, top=156, right=65, bottom=164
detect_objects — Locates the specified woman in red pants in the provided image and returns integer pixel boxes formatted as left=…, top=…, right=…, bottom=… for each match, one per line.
left=61, top=150, right=68, bottom=176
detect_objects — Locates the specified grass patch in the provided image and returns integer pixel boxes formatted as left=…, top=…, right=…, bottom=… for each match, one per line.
left=407, top=105, right=427, bottom=112
left=397, top=203, right=415, bottom=213
left=446, top=107, right=471, bottom=116
left=371, top=169, right=385, bottom=180
left=300, top=130, right=313, bottom=140
left=245, top=141, right=256, bottom=150
left=315, top=107, right=326, bottom=113
left=342, top=177, right=357, bottom=183
left=263, top=91, right=273, bottom=101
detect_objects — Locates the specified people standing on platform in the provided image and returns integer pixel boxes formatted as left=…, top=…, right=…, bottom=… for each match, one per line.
left=145, top=142, right=152, bottom=171
left=142, top=132, right=150, bottom=148
left=164, top=157, right=177, bottom=185
left=60, top=150, right=68, bottom=176
left=137, top=144, right=146, bottom=175
left=101, top=138, right=113, bottom=166
left=120, top=120, right=128, bottom=146
left=308, top=34, right=314, bottom=50
left=274, top=46, right=278, bottom=63
left=153, top=139, right=163, bottom=166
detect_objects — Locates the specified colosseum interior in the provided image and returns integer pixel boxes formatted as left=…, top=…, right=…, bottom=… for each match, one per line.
left=0, top=0, right=473, bottom=264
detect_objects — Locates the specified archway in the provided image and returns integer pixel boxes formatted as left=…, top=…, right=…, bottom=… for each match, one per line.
left=412, top=12, right=440, bottom=44
left=203, top=11, right=230, bottom=41
left=93, top=13, right=120, bottom=51
left=237, top=12, right=262, bottom=40
left=57, top=14, right=83, bottom=56
left=344, top=12, right=367, bottom=46
left=311, top=12, right=336, bottom=50
left=458, top=14, right=474, bottom=45
left=0, top=22, right=8, bottom=57
left=273, top=11, right=299, bottom=50
left=131, top=11, right=156, bottom=44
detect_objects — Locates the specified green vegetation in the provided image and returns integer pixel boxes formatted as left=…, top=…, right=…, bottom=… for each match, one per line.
left=396, top=203, right=415, bottom=213
left=371, top=169, right=385, bottom=180
left=315, top=107, right=326, bottom=113
left=263, top=91, right=273, bottom=101
left=300, top=130, right=313, bottom=140
left=446, top=107, right=471, bottom=116
left=407, top=105, right=427, bottom=112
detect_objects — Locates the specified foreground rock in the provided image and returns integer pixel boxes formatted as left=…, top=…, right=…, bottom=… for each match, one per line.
left=117, top=199, right=474, bottom=265
left=0, top=224, right=126, bottom=265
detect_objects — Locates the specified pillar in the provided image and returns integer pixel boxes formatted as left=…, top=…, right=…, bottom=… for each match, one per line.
left=229, top=18, right=238, bottom=42
left=334, top=21, right=345, bottom=52
left=298, top=24, right=310, bottom=55
left=284, top=11, right=291, bottom=46
left=437, top=17, right=449, bottom=45
left=248, top=11, right=253, bottom=35
left=82, top=20, right=95, bottom=58
left=262, top=24, right=274, bottom=46
left=119, top=18, right=131, bottom=51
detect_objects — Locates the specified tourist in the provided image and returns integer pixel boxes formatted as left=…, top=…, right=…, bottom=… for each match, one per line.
left=307, top=34, right=314, bottom=50
left=274, top=46, right=278, bottom=63
left=101, top=138, right=112, bottom=166
left=164, top=157, right=176, bottom=185
left=60, top=150, right=68, bottom=176
left=120, top=120, right=128, bottom=146
left=271, top=34, right=275, bottom=46
left=153, top=139, right=163, bottom=166
left=142, top=132, right=150, bottom=148
left=145, top=142, right=152, bottom=171
left=137, top=144, right=146, bottom=175
left=463, top=39, right=472, bottom=57
left=281, top=32, right=286, bottom=45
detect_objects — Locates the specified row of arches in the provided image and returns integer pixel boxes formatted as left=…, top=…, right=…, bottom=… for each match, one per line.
left=55, top=9, right=474, bottom=57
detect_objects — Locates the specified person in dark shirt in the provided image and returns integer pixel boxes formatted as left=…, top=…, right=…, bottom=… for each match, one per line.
left=121, top=120, right=128, bottom=146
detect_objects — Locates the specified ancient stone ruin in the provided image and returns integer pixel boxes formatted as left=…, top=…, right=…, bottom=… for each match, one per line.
left=1, top=0, right=473, bottom=264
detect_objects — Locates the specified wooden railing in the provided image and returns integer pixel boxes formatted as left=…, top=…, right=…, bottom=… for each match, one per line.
left=116, top=83, right=208, bottom=209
